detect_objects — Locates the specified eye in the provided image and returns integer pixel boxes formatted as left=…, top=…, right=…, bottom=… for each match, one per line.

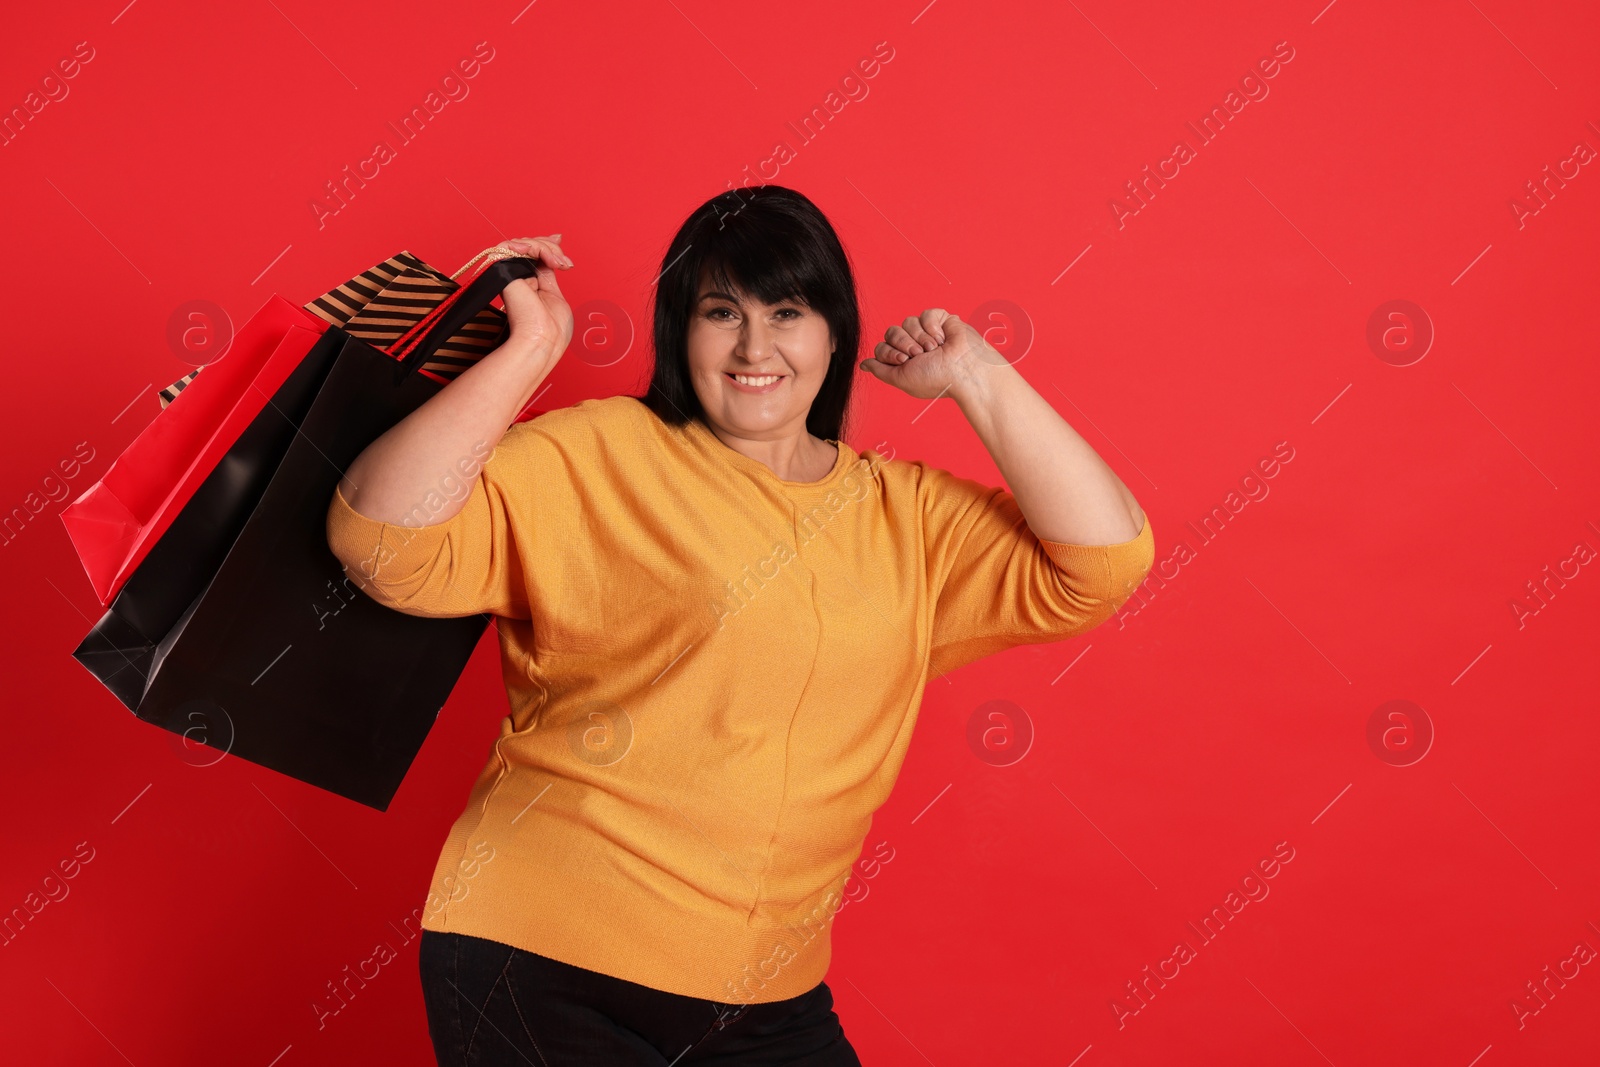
left=776, top=308, right=801, bottom=319
left=707, top=307, right=736, bottom=320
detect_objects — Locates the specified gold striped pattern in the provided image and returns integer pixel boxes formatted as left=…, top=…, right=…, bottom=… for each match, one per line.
left=339, top=266, right=510, bottom=380
left=305, top=251, right=448, bottom=327
left=159, top=370, right=199, bottom=408
left=157, top=250, right=510, bottom=407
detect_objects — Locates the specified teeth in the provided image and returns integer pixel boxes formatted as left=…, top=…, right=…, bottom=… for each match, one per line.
left=732, top=374, right=781, bottom=386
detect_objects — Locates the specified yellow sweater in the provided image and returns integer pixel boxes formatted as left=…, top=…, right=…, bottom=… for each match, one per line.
left=325, top=394, right=1154, bottom=1003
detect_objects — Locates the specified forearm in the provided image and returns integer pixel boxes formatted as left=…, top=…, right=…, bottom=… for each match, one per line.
left=338, top=339, right=554, bottom=526
left=949, top=359, right=1145, bottom=546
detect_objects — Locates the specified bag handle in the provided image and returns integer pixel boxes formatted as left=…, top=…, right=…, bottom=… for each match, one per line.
left=450, top=246, right=527, bottom=280
left=383, top=247, right=529, bottom=360
left=393, top=256, right=540, bottom=376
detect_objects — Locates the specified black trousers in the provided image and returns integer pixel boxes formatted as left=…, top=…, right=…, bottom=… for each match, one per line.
left=418, top=929, right=863, bottom=1066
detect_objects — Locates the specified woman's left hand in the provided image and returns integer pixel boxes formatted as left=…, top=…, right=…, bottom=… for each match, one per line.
left=858, top=308, right=994, bottom=400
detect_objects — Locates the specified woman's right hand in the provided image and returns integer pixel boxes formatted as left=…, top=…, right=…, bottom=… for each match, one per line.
left=495, top=235, right=575, bottom=365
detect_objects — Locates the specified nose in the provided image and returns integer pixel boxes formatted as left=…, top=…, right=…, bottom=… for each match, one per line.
left=734, top=318, right=779, bottom=363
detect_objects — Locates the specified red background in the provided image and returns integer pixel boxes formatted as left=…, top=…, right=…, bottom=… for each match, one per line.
left=4, top=1, right=1599, bottom=1063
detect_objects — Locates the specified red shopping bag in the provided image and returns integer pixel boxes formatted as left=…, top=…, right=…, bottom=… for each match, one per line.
left=61, top=296, right=329, bottom=605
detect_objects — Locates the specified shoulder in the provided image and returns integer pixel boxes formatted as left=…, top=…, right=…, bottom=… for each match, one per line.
left=475, top=396, right=656, bottom=485
left=502, top=394, right=655, bottom=449
left=514, top=393, right=647, bottom=433
left=861, top=449, right=999, bottom=508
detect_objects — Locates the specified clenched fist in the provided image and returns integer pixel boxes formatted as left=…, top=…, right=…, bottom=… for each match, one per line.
left=857, top=308, right=997, bottom=400
left=494, top=235, right=576, bottom=361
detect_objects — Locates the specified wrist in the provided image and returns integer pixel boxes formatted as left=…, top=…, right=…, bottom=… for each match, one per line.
left=500, top=329, right=551, bottom=353
left=498, top=334, right=559, bottom=368
left=948, top=355, right=1018, bottom=411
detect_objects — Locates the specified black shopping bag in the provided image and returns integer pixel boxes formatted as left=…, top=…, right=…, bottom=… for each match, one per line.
left=72, top=257, right=542, bottom=810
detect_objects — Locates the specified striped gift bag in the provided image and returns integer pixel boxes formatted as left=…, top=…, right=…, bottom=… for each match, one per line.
left=159, top=247, right=522, bottom=406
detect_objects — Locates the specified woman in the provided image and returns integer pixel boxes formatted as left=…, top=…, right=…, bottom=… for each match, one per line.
left=327, top=185, right=1154, bottom=1065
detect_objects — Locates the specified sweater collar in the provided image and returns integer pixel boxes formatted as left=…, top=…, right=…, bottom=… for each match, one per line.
left=685, top=417, right=858, bottom=490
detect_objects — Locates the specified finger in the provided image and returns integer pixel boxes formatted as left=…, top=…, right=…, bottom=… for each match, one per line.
left=532, top=258, right=563, bottom=299
left=503, top=236, right=573, bottom=268
left=542, top=237, right=574, bottom=267
left=498, top=274, right=540, bottom=317
left=885, top=326, right=923, bottom=357
left=901, top=316, right=938, bottom=351
left=502, top=274, right=539, bottom=302
left=935, top=311, right=960, bottom=344
left=531, top=237, right=573, bottom=268
left=873, top=341, right=908, bottom=364
left=882, top=325, right=915, bottom=355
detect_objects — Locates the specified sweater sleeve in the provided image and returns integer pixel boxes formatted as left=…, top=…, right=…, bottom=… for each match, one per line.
left=917, top=462, right=1155, bottom=677
left=324, top=420, right=547, bottom=621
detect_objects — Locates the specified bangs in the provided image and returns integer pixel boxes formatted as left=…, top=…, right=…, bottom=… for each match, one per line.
left=697, top=218, right=825, bottom=311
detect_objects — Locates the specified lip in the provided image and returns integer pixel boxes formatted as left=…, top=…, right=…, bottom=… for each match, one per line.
left=724, top=372, right=788, bottom=394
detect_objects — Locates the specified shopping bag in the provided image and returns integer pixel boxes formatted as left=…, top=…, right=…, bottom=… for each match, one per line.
left=61, top=296, right=330, bottom=605
left=80, top=247, right=526, bottom=606
left=158, top=247, right=520, bottom=406
left=71, top=255, right=546, bottom=810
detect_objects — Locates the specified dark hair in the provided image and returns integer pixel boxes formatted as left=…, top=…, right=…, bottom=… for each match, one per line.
left=635, top=185, right=861, bottom=443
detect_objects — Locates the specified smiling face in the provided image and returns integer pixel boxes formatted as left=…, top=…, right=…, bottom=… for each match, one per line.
left=686, top=267, right=836, bottom=440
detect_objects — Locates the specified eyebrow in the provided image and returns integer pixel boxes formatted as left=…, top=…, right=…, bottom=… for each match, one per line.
left=697, top=291, right=803, bottom=308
